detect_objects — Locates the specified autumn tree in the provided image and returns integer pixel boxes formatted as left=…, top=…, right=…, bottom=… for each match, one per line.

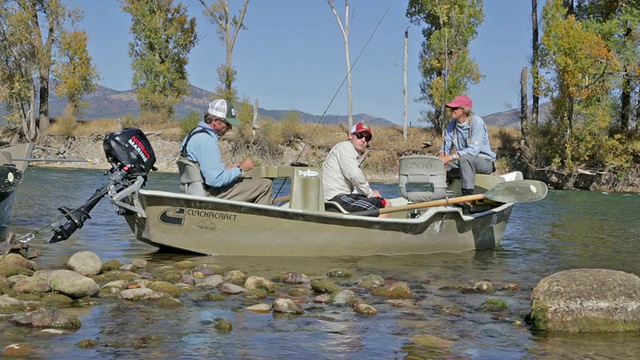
left=406, top=0, right=484, bottom=134
left=538, top=0, right=620, bottom=169
left=52, top=29, right=100, bottom=118
left=327, top=0, right=353, bottom=129
left=0, top=0, right=89, bottom=138
left=121, top=0, right=197, bottom=120
left=571, top=0, right=640, bottom=132
left=199, top=0, right=250, bottom=105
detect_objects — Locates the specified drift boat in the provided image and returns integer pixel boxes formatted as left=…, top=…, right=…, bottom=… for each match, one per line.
left=0, top=143, right=33, bottom=239
left=48, top=128, right=547, bottom=256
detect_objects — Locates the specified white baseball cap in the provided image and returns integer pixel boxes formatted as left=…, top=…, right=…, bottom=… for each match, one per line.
left=207, top=99, right=241, bottom=126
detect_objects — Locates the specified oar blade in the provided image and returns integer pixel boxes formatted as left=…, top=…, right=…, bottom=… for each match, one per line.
left=484, top=180, right=548, bottom=203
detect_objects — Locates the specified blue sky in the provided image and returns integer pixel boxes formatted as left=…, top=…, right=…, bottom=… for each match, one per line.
left=69, top=0, right=540, bottom=125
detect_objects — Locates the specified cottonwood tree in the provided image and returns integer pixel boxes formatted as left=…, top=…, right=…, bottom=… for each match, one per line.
left=406, top=0, right=484, bottom=134
left=327, top=0, right=353, bottom=129
left=121, top=0, right=197, bottom=120
left=199, top=0, right=249, bottom=105
left=0, top=0, right=88, bottom=137
left=538, top=0, right=619, bottom=168
left=571, top=0, right=640, bottom=132
left=53, top=29, right=100, bottom=119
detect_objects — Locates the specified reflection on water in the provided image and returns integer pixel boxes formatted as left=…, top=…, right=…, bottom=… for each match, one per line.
left=5, top=167, right=640, bottom=359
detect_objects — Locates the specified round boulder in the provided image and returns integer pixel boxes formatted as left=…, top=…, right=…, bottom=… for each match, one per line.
left=526, top=268, right=640, bottom=332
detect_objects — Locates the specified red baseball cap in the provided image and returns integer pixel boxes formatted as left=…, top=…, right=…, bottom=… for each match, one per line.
left=349, top=122, right=373, bottom=137
left=445, top=95, right=473, bottom=109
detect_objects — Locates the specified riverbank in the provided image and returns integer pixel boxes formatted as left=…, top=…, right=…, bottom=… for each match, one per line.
left=17, top=130, right=640, bottom=192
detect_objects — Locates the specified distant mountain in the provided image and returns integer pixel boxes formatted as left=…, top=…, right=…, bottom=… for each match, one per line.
left=482, top=102, right=551, bottom=129
left=3, top=84, right=396, bottom=127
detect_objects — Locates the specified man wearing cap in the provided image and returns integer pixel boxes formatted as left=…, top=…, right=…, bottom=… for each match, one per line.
left=178, top=99, right=273, bottom=204
left=322, top=122, right=390, bottom=216
left=437, top=95, right=496, bottom=196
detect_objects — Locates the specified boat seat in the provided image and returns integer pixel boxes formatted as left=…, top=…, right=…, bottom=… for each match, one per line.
left=176, top=157, right=207, bottom=196
left=324, top=201, right=349, bottom=213
left=398, top=155, right=451, bottom=202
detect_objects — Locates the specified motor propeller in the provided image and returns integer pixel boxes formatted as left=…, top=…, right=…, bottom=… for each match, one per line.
left=49, top=128, right=156, bottom=243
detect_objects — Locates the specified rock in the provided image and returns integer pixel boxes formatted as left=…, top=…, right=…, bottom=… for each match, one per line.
left=2, top=343, right=36, bottom=357
left=148, top=281, right=183, bottom=297
left=314, top=294, right=331, bottom=304
left=13, top=276, right=50, bottom=294
left=526, top=268, right=640, bottom=331
left=67, top=251, right=102, bottom=276
left=11, top=308, right=81, bottom=329
left=214, top=318, right=232, bottom=333
left=244, top=276, right=275, bottom=293
left=473, top=281, right=494, bottom=293
left=119, top=288, right=162, bottom=301
left=372, top=281, right=413, bottom=299
left=246, top=303, right=271, bottom=313
left=0, top=294, right=26, bottom=314
left=174, top=260, right=197, bottom=269
left=353, top=303, right=378, bottom=315
left=220, top=283, right=246, bottom=294
left=326, top=269, right=352, bottom=278
left=332, top=289, right=358, bottom=307
left=223, top=270, right=246, bottom=285
left=101, top=259, right=122, bottom=272
left=356, top=274, right=385, bottom=289
left=310, top=281, right=339, bottom=294
left=47, top=270, right=99, bottom=298
left=281, top=272, right=310, bottom=284
left=481, top=298, right=508, bottom=311
left=195, top=275, right=224, bottom=288
left=1, top=254, right=38, bottom=271
left=131, top=259, right=147, bottom=268
left=272, top=298, right=304, bottom=315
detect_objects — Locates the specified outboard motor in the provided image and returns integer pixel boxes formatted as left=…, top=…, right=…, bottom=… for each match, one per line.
left=49, top=128, right=156, bottom=243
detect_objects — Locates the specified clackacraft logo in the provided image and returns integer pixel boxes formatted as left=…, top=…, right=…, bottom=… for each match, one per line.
left=159, top=207, right=185, bottom=226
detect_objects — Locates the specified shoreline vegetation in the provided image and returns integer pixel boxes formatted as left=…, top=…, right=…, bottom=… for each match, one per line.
left=5, top=118, right=640, bottom=192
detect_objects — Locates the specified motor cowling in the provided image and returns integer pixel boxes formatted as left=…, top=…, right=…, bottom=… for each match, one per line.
left=49, top=128, right=157, bottom=243
left=103, top=128, right=157, bottom=180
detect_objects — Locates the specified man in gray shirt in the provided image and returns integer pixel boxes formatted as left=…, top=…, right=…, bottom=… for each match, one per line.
left=322, top=122, right=390, bottom=216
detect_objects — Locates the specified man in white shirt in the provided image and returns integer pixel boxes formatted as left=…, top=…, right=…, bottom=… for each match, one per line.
left=322, top=122, right=390, bottom=216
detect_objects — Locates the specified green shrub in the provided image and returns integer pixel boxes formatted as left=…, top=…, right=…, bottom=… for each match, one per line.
left=180, top=111, right=201, bottom=137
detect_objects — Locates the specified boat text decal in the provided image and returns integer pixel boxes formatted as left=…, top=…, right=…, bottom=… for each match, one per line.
left=159, top=207, right=185, bottom=226
left=159, top=207, right=238, bottom=227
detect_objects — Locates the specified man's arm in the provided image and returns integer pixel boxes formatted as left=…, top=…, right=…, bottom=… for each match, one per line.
left=337, top=145, right=374, bottom=197
left=187, top=133, right=241, bottom=188
left=457, top=116, right=484, bottom=157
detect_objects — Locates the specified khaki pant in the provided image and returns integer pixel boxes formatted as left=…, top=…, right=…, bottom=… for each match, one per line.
left=208, top=178, right=273, bottom=205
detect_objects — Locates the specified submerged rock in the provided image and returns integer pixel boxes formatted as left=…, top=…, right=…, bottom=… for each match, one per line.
left=11, top=308, right=81, bottom=329
left=526, top=268, right=640, bottom=332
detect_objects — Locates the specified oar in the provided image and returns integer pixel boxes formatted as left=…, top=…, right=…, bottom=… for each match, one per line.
left=13, top=158, right=91, bottom=162
left=273, top=194, right=291, bottom=203
left=350, top=180, right=548, bottom=217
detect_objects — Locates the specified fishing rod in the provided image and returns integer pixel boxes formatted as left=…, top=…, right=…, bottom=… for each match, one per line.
left=273, top=0, right=398, bottom=198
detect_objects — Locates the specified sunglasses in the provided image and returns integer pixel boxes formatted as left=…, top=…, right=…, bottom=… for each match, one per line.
left=449, top=107, right=462, bottom=111
left=354, top=132, right=372, bottom=142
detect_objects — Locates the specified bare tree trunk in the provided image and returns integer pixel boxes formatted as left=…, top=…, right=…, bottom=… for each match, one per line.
left=328, top=0, right=353, bottom=128
left=253, top=98, right=258, bottom=137
left=531, top=0, right=539, bottom=126
left=520, top=66, right=528, bottom=145
left=403, top=29, right=408, bottom=142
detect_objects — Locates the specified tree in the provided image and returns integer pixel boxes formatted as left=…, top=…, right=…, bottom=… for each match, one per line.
left=531, top=0, right=540, bottom=126
left=327, top=0, right=353, bottom=129
left=121, top=0, right=197, bottom=120
left=539, top=0, right=619, bottom=167
left=0, top=0, right=87, bottom=136
left=199, top=0, right=250, bottom=104
left=52, top=29, right=100, bottom=119
left=406, top=0, right=484, bottom=134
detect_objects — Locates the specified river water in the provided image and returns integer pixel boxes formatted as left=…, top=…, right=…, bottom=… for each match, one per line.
left=5, top=167, right=640, bottom=359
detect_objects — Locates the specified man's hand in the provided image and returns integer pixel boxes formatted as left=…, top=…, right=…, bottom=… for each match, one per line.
left=238, top=157, right=255, bottom=171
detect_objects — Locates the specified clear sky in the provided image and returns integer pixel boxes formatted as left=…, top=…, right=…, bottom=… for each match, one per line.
left=68, top=0, right=539, bottom=125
